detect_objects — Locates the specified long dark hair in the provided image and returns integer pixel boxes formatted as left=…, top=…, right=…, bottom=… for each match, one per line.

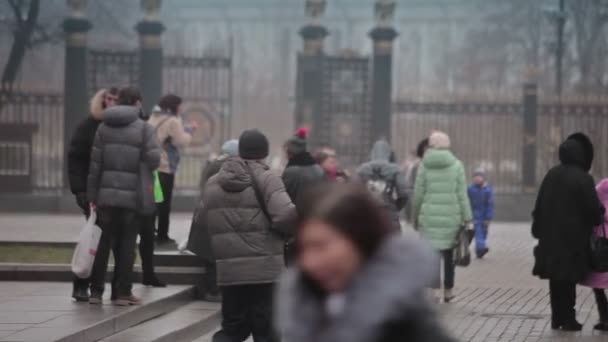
left=296, top=183, right=392, bottom=260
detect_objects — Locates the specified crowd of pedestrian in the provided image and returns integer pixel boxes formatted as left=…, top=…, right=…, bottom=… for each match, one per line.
left=67, top=91, right=608, bottom=339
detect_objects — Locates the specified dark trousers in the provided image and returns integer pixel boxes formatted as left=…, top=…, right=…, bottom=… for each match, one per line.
left=594, top=289, right=608, bottom=322
left=549, top=279, right=577, bottom=324
left=433, top=249, right=455, bottom=289
left=90, top=207, right=140, bottom=297
left=204, top=261, right=219, bottom=296
left=212, top=284, right=277, bottom=342
left=139, top=214, right=157, bottom=279
left=156, top=172, right=175, bottom=239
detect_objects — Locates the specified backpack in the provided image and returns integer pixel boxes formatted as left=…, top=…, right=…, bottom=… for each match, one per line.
left=367, top=166, right=397, bottom=205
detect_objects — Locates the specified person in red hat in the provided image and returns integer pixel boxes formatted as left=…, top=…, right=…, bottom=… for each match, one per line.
left=282, top=128, right=326, bottom=203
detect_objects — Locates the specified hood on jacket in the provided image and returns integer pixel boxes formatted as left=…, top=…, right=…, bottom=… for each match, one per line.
left=90, top=89, right=106, bottom=121
left=564, top=132, right=594, bottom=172
left=216, top=157, right=268, bottom=193
left=102, top=105, right=140, bottom=127
left=276, top=235, right=438, bottom=342
left=370, top=139, right=394, bottom=162
left=596, top=178, right=608, bottom=202
left=422, top=148, right=457, bottom=170
left=221, top=139, right=239, bottom=157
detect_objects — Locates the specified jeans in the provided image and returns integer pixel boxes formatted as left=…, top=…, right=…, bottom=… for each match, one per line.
left=156, top=172, right=175, bottom=239
left=549, top=279, right=577, bottom=325
left=90, top=207, right=140, bottom=297
left=212, top=284, right=277, bottom=342
left=433, top=249, right=455, bottom=289
left=139, top=214, right=157, bottom=280
left=594, top=288, right=608, bottom=322
left=474, top=221, right=489, bottom=251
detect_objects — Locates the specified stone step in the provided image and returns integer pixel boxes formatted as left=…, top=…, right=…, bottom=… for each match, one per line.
left=154, top=250, right=201, bottom=268
left=0, top=263, right=205, bottom=285
left=0, top=284, right=196, bottom=342
left=100, top=301, right=220, bottom=342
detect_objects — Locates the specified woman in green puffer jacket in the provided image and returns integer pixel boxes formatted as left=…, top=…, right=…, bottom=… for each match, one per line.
left=413, top=131, right=472, bottom=303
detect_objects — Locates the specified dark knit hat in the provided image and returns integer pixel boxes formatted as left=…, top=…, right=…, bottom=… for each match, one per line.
left=239, top=129, right=269, bottom=160
left=286, top=127, right=309, bottom=156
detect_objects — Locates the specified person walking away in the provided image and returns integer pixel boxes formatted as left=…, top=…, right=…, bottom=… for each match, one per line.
left=67, top=87, right=118, bottom=301
left=275, top=183, right=455, bottom=342
left=413, top=131, right=472, bottom=303
left=200, top=129, right=295, bottom=342
left=532, top=132, right=603, bottom=331
left=404, top=138, right=429, bottom=224
left=137, top=105, right=167, bottom=288
left=148, top=94, right=197, bottom=244
left=188, top=139, right=239, bottom=301
left=87, top=86, right=161, bottom=306
left=282, top=128, right=325, bottom=265
left=356, top=138, right=408, bottom=232
left=580, top=178, right=608, bottom=331
left=467, top=169, right=494, bottom=259
left=282, top=127, right=325, bottom=203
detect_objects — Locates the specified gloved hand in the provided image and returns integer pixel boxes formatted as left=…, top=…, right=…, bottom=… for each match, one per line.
left=75, top=193, right=88, bottom=210
left=483, top=220, right=491, bottom=229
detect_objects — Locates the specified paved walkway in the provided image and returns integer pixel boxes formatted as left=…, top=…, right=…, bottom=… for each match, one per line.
left=197, top=223, right=607, bottom=342
left=1, top=216, right=607, bottom=341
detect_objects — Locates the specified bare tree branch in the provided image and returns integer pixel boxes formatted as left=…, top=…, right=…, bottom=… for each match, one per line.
left=2, top=0, right=40, bottom=84
left=7, top=0, right=25, bottom=26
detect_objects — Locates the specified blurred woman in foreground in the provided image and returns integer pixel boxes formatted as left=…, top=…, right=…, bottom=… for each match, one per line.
left=275, top=184, right=454, bottom=342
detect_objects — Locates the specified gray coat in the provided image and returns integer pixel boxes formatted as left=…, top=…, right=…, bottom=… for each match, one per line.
left=357, top=140, right=408, bottom=231
left=200, top=157, right=295, bottom=286
left=87, top=106, right=161, bottom=212
left=275, top=235, right=454, bottom=342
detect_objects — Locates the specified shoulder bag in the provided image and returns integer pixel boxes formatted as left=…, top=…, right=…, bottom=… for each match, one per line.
left=244, top=162, right=294, bottom=266
left=591, top=224, right=608, bottom=272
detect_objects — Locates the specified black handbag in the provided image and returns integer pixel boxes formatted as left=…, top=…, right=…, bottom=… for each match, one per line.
left=244, top=162, right=294, bottom=266
left=591, top=224, right=608, bottom=272
left=454, top=225, right=474, bottom=267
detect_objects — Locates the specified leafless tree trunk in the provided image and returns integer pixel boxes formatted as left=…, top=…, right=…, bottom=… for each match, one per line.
left=2, top=0, right=41, bottom=86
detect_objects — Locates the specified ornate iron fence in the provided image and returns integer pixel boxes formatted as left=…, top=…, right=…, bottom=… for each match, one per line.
left=392, top=101, right=523, bottom=194
left=392, top=98, right=608, bottom=194
left=0, top=87, right=64, bottom=192
left=164, top=55, right=232, bottom=191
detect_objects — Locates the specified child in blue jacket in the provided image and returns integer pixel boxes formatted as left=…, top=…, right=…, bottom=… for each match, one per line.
left=468, top=169, right=494, bottom=259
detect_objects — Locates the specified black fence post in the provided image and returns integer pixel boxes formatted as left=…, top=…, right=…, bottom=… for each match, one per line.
left=369, top=1, right=398, bottom=143
left=63, top=2, right=92, bottom=189
left=295, top=1, right=328, bottom=148
left=136, top=0, right=165, bottom=114
left=522, top=82, right=538, bottom=192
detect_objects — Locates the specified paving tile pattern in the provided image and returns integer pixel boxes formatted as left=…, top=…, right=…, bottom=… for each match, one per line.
left=196, top=223, right=608, bottom=342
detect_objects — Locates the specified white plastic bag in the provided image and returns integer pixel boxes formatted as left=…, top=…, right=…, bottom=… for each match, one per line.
left=71, top=211, right=102, bottom=279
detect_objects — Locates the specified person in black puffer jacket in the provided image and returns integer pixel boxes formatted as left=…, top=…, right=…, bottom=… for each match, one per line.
left=67, top=87, right=118, bottom=302
left=282, top=127, right=325, bottom=204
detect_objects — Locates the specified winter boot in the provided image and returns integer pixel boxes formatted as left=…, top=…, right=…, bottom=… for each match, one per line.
left=444, top=289, right=455, bottom=303
left=113, top=294, right=142, bottom=306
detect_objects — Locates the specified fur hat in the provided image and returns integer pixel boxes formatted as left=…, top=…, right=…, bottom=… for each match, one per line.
left=429, top=131, right=451, bottom=149
left=286, top=127, right=309, bottom=156
left=239, top=129, right=269, bottom=160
